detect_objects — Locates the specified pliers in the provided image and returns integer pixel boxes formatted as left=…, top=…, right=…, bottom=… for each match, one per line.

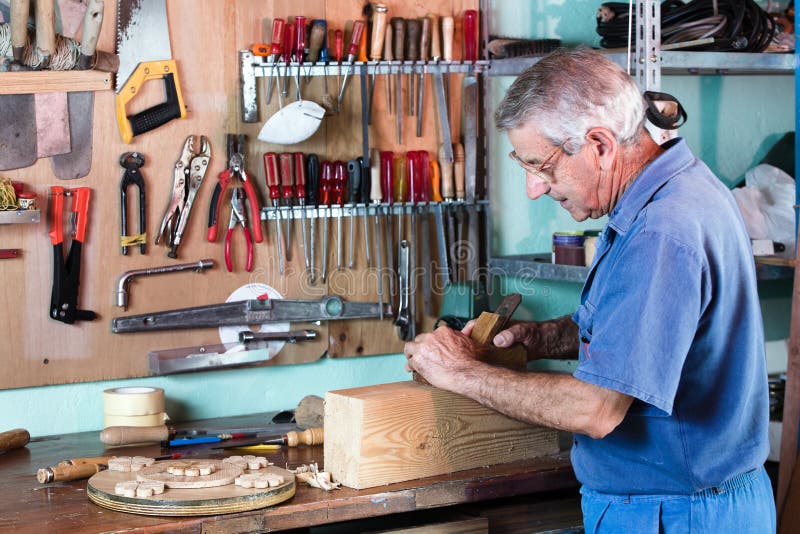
left=225, top=187, right=254, bottom=272
left=49, top=186, right=98, bottom=324
left=155, top=135, right=211, bottom=258
left=207, top=134, right=263, bottom=244
left=119, top=152, right=146, bottom=255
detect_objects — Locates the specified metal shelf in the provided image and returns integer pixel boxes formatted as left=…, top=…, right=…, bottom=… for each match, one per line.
left=490, top=253, right=795, bottom=283
left=489, top=254, right=589, bottom=284
left=0, top=209, right=40, bottom=224
left=487, top=51, right=795, bottom=77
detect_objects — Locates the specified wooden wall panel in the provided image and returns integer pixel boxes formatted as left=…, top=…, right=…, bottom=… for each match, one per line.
left=0, top=0, right=478, bottom=389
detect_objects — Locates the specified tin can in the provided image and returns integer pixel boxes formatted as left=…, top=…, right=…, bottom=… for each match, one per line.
left=17, top=192, right=36, bottom=210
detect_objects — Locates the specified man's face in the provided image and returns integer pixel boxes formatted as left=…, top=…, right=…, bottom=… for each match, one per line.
left=507, top=124, right=601, bottom=222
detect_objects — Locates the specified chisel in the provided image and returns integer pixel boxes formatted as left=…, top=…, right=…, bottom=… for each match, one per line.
left=381, top=151, right=396, bottom=301
left=405, top=19, right=421, bottom=117
left=0, top=428, right=29, bottom=453
left=214, top=427, right=324, bottom=449
left=384, top=24, right=393, bottom=114
left=337, top=20, right=365, bottom=108
left=441, top=16, right=454, bottom=119
left=391, top=17, right=405, bottom=143
left=37, top=453, right=183, bottom=483
left=368, top=4, right=388, bottom=123
left=430, top=159, right=450, bottom=289
left=416, top=16, right=431, bottom=137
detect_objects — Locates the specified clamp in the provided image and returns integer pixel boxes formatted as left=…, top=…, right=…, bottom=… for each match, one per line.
left=155, top=135, right=211, bottom=258
left=49, top=186, right=98, bottom=324
left=119, top=152, right=146, bottom=255
left=207, top=134, right=263, bottom=245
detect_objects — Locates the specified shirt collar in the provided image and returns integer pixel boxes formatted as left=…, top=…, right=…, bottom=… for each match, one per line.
left=607, top=137, right=695, bottom=234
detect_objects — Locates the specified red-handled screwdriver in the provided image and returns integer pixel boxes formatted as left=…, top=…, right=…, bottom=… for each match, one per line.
left=463, top=10, right=478, bottom=62
left=266, top=18, right=285, bottom=104
left=320, top=161, right=333, bottom=283
left=279, top=153, right=295, bottom=263
left=332, top=160, right=346, bottom=271
left=280, top=22, right=296, bottom=105
left=337, top=20, right=365, bottom=107
left=264, top=152, right=285, bottom=274
left=293, top=16, right=307, bottom=98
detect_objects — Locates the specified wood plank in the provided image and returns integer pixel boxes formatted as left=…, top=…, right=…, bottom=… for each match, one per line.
left=324, top=381, right=560, bottom=489
left=375, top=517, right=488, bottom=533
left=0, top=70, right=111, bottom=94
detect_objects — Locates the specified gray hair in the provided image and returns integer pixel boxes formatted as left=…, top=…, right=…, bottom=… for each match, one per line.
left=494, top=47, right=646, bottom=154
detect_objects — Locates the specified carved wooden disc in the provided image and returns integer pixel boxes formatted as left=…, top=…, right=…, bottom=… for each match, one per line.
left=87, top=462, right=295, bottom=516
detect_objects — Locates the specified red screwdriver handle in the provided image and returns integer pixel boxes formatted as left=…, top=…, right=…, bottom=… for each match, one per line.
left=320, top=161, right=333, bottom=206
left=347, top=21, right=365, bottom=60
left=407, top=151, right=419, bottom=204
left=271, top=18, right=285, bottom=58
left=264, top=152, right=281, bottom=201
left=294, top=153, right=306, bottom=200
left=279, top=153, right=295, bottom=202
left=334, top=29, right=344, bottom=63
left=332, top=161, right=346, bottom=206
left=294, top=16, right=307, bottom=63
left=419, top=151, right=430, bottom=202
left=282, top=23, right=295, bottom=63
left=463, top=10, right=478, bottom=62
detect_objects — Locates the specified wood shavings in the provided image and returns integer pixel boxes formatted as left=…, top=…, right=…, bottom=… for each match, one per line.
left=291, top=463, right=340, bottom=491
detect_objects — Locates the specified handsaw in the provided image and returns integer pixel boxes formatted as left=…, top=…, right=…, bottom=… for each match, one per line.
left=0, top=0, right=36, bottom=171
left=51, top=0, right=103, bottom=179
left=115, top=0, right=185, bottom=143
left=34, top=0, right=72, bottom=159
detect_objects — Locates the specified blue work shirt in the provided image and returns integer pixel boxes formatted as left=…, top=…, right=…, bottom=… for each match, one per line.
left=571, top=138, right=770, bottom=495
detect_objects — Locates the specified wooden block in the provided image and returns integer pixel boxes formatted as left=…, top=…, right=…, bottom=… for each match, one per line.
left=324, top=381, right=560, bottom=489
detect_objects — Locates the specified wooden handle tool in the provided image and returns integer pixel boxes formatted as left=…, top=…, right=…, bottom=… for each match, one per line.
left=0, top=428, right=30, bottom=453
left=285, top=427, right=324, bottom=446
left=34, top=0, right=55, bottom=68
left=37, top=461, right=105, bottom=483
left=370, top=4, right=389, bottom=61
left=99, top=425, right=171, bottom=446
left=10, top=0, right=30, bottom=62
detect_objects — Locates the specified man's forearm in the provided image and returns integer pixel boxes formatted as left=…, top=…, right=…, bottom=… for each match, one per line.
left=455, top=363, right=630, bottom=438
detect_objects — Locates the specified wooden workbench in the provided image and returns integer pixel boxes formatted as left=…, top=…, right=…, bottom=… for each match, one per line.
left=0, top=414, right=578, bottom=533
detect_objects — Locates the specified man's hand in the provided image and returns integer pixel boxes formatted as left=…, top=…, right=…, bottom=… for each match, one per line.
left=403, top=326, right=485, bottom=393
left=463, top=317, right=579, bottom=361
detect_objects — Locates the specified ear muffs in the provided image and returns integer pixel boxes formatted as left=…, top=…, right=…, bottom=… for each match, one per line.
left=643, top=91, right=687, bottom=130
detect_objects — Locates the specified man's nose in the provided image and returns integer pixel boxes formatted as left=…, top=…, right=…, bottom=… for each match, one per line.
left=526, top=173, right=551, bottom=200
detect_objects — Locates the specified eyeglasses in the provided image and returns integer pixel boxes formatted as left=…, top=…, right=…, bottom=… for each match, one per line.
left=508, top=145, right=564, bottom=180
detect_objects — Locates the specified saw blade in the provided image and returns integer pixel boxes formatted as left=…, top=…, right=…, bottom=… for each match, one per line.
left=115, top=0, right=172, bottom=92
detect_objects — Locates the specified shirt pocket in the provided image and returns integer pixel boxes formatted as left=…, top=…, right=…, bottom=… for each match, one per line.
left=573, top=300, right=596, bottom=362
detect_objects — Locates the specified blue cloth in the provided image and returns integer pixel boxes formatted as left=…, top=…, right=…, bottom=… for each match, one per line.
left=580, top=467, right=775, bottom=533
left=570, top=138, right=770, bottom=495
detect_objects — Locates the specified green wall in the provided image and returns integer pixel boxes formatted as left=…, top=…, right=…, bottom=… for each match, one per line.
left=1, top=1, right=794, bottom=437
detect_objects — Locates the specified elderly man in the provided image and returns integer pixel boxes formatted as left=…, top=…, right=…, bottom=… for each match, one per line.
left=404, top=47, right=775, bottom=532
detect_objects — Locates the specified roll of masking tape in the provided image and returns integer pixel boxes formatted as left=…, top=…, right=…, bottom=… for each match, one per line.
left=103, top=412, right=169, bottom=428
left=103, top=387, right=165, bottom=416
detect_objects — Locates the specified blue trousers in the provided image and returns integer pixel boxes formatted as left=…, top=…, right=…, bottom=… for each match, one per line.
left=581, top=467, right=776, bottom=533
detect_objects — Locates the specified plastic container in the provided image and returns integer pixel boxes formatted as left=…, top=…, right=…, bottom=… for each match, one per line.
left=552, top=231, right=585, bottom=265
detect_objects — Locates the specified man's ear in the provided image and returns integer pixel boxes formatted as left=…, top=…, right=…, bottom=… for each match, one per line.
left=585, top=127, right=618, bottom=169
